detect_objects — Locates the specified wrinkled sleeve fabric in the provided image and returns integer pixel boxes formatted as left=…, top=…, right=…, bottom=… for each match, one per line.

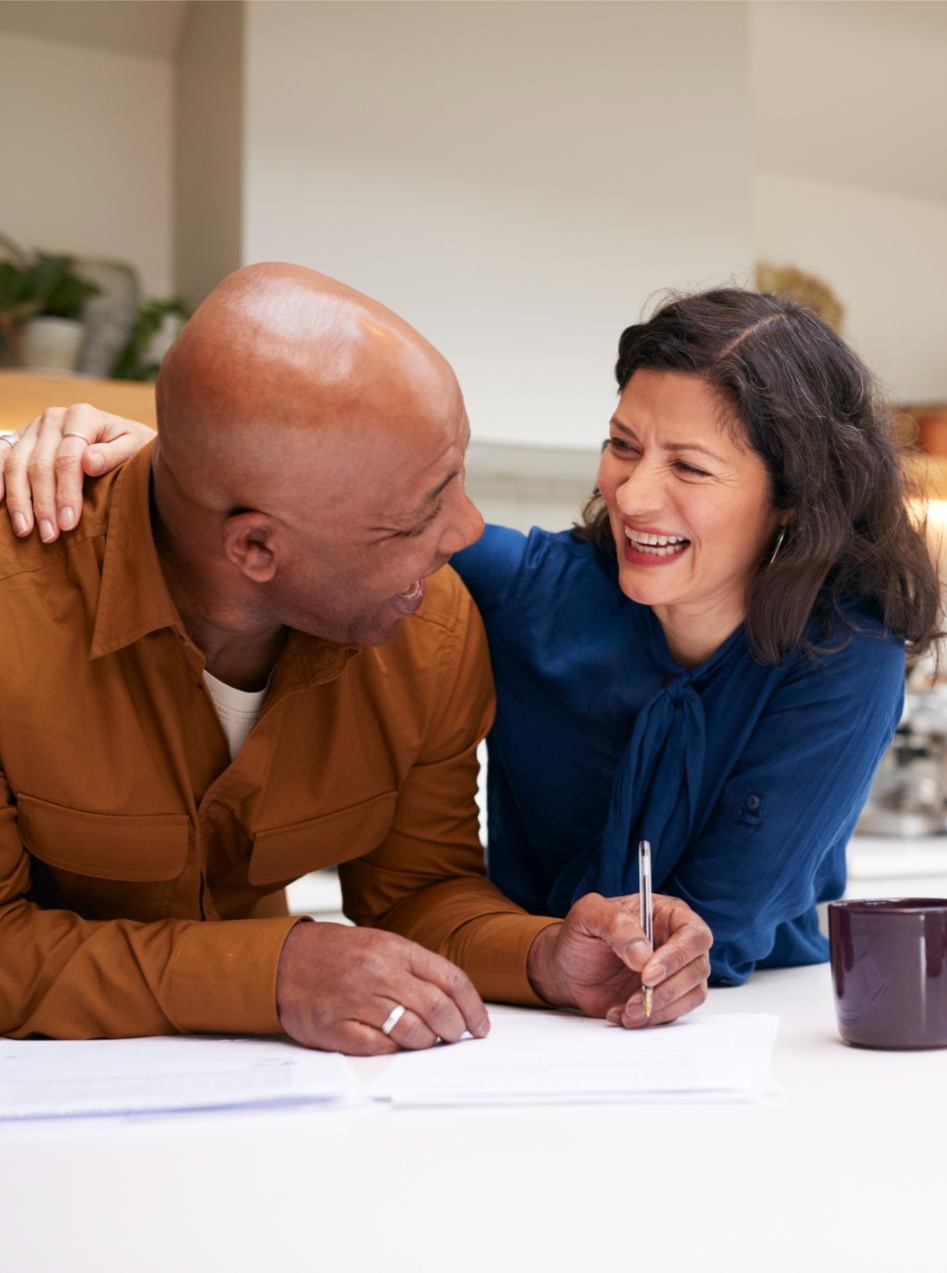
left=0, top=779, right=297, bottom=1039
left=338, top=578, right=557, bottom=1007
left=666, top=629, right=905, bottom=984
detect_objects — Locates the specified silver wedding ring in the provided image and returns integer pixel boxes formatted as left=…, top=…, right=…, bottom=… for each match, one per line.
left=381, top=1004, right=406, bottom=1036
left=62, top=432, right=89, bottom=443
left=0, top=432, right=19, bottom=448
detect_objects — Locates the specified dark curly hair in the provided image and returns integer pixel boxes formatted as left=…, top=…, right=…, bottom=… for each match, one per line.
left=573, top=288, right=941, bottom=665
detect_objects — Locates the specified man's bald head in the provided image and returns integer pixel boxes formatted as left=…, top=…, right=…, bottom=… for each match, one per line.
left=155, top=262, right=462, bottom=510
left=149, top=262, right=482, bottom=650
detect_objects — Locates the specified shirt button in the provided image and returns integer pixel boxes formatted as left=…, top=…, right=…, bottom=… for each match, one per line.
left=746, top=794, right=761, bottom=812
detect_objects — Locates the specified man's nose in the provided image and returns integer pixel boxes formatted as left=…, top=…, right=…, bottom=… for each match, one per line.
left=440, top=487, right=484, bottom=557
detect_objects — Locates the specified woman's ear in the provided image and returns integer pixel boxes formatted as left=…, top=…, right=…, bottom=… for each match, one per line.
left=221, top=511, right=278, bottom=582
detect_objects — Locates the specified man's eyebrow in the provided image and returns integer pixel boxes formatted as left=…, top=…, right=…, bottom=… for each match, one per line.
left=412, top=468, right=458, bottom=517
left=610, top=417, right=725, bottom=464
left=403, top=422, right=471, bottom=519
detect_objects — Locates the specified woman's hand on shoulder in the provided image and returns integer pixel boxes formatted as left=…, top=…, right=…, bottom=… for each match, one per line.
left=0, top=405, right=154, bottom=542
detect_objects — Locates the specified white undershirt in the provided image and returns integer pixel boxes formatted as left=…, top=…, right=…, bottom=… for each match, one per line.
left=202, top=669, right=269, bottom=760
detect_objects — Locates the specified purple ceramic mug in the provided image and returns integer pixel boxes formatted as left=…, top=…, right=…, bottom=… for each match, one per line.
left=828, top=898, right=947, bottom=1049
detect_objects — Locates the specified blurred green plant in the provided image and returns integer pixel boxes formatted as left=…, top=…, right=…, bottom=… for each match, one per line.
left=113, top=297, right=190, bottom=381
left=0, top=253, right=100, bottom=346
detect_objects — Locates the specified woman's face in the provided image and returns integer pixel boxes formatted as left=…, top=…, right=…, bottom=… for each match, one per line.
left=598, top=369, right=785, bottom=631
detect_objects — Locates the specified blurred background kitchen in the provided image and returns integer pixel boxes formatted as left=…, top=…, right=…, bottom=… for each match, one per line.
left=1, top=0, right=945, bottom=915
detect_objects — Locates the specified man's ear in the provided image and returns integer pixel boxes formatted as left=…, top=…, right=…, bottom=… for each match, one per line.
left=221, top=511, right=278, bottom=583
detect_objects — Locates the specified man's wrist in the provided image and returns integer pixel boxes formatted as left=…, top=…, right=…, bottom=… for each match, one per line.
left=526, top=922, right=567, bottom=1006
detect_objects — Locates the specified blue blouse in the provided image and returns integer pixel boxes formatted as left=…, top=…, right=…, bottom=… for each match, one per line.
left=453, top=525, right=905, bottom=984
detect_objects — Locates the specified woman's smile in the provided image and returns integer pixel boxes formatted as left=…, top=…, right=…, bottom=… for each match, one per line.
left=623, top=525, right=691, bottom=564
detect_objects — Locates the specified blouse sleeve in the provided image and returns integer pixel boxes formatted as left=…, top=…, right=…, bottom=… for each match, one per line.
left=666, top=626, right=905, bottom=984
left=451, top=524, right=531, bottom=616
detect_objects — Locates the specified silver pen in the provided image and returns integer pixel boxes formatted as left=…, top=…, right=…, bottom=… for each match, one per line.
left=638, top=839, right=654, bottom=1020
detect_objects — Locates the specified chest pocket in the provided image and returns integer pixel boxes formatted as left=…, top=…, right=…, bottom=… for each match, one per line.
left=18, top=793, right=190, bottom=921
left=248, top=790, right=398, bottom=886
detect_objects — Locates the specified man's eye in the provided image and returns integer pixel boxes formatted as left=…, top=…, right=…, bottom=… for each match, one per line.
left=604, top=437, right=637, bottom=454
left=400, top=500, right=443, bottom=538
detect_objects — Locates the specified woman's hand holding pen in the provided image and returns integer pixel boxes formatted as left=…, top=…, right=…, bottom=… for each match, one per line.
left=526, top=892, right=713, bottom=1028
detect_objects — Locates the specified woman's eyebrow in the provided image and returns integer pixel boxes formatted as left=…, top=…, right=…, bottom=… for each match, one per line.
left=661, top=440, right=725, bottom=463
left=610, top=417, right=725, bottom=464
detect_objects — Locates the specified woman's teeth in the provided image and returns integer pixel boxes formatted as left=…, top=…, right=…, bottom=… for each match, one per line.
left=399, top=579, right=423, bottom=600
left=625, top=529, right=689, bottom=557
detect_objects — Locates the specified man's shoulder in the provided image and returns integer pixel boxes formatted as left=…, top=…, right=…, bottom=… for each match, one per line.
left=352, top=564, right=483, bottom=688
left=0, top=470, right=118, bottom=586
left=411, top=562, right=473, bottom=635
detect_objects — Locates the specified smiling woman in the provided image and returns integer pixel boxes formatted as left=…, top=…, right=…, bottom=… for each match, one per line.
left=452, top=288, right=942, bottom=985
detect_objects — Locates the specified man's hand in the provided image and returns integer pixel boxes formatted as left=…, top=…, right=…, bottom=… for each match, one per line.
left=0, top=405, right=153, bottom=542
left=276, top=921, right=491, bottom=1055
left=527, top=892, right=712, bottom=1028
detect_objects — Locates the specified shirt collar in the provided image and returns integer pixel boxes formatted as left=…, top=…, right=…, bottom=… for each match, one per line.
left=89, top=441, right=360, bottom=688
left=90, top=441, right=183, bottom=659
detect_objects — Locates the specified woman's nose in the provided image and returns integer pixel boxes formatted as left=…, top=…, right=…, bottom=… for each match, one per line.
left=614, top=460, right=663, bottom=516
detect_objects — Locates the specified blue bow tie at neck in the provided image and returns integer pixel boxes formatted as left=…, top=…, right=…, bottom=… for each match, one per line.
left=549, top=666, right=709, bottom=914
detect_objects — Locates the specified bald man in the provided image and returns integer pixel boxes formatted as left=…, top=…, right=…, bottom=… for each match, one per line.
left=0, top=263, right=711, bottom=1050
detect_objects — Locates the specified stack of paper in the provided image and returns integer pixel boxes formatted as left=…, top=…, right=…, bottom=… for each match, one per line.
left=0, top=1009, right=778, bottom=1121
left=359, top=1007, right=779, bottom=1106
left=0, top=1035, right=358, bottom=1121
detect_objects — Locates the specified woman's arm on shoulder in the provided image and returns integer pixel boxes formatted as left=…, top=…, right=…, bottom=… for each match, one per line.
left=0, top=406, right=152, bottom=542
left=451, top=523, right=531, bottom=615
left=668, top=627, right=905, bottom=983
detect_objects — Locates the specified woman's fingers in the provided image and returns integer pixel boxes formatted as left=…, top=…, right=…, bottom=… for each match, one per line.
left=0, top=405, right=152, bottom=539
left=610, top=951, right=711, bottom=1028
left=1, top=421, right=40, bottom=536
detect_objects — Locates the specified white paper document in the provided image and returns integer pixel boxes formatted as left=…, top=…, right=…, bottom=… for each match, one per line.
left=0, top=1035, right=358, bottom=1121
left=358, top=1007, right=778, bottom=1106
left=0, top=1009, right=778, bottom=1121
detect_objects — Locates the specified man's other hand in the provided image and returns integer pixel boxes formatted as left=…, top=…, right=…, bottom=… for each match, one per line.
left=0, top=405, right=153, bottom=541
left=526, top=892, right=712, bottom=1028
left=276, top=922, right=491, bottom=1055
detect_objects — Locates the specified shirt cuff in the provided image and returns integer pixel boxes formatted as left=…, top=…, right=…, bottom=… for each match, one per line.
left=454, top=912, right=563, bottom=1008
left=169, top=915, right=301, bottom=1035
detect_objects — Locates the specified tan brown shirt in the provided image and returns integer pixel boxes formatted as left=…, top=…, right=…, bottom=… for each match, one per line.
left=0, top=442, right=554, bottom=1039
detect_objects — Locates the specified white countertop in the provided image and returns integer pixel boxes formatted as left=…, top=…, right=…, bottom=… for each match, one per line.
left=3, top=962, right=943, bottom=1273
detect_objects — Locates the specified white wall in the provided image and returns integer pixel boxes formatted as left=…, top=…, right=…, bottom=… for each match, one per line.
left=0, top=29, right=173, bottom=296
left=751, top=2, right=947, bottom=403
left=754, top=173, right=947, bottom=403
left=243, top=0, right=753, bottom=451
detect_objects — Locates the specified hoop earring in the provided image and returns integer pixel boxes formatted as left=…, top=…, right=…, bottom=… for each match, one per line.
left=767, top=527, right=787, bottom=568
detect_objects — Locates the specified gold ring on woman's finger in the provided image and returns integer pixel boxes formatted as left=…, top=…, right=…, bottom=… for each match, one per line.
left=0, top=432, right=20, bottom=448
left=62, top=432, right=89, bottom=443
left=381, top=1004, right=406, bottom=1036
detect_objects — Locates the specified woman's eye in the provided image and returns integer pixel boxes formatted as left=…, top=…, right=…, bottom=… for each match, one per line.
left=673, top=460, right=709, bottom=477
left=604, top=437, right=637, bottom=454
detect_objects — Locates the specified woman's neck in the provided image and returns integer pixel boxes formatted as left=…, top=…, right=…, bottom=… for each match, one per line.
left=652, top=597, right=745, bottom=669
